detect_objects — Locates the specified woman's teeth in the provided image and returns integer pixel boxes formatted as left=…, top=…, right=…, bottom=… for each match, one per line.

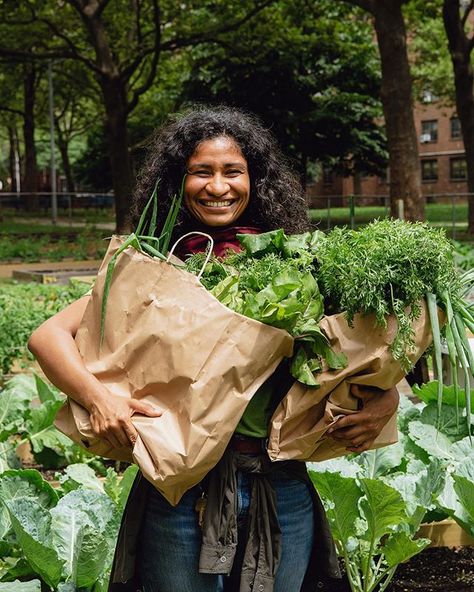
left=201, top=200, right=232, bottom=208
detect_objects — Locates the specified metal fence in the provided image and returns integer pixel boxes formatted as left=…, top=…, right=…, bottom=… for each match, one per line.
left=0, top=192, right=115, bottom=224
left=309, top=193, right=471, bottom=239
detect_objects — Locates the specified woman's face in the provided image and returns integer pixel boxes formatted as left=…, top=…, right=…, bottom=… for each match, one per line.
left=184, top=136, right=250, bottom=227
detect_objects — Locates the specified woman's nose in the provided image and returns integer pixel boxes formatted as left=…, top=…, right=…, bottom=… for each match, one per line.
left=206, top=175, right=230, bottom=196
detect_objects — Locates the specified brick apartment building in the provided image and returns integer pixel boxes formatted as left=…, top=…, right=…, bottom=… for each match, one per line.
left=309, top=97, right=469, bottom=208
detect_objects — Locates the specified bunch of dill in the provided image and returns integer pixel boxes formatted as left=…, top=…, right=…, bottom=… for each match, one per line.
left=314, top=219, right=461, bottom=370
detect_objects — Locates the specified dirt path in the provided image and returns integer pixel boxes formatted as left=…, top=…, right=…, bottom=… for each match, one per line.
left=0, top=259, right=102, bottom=279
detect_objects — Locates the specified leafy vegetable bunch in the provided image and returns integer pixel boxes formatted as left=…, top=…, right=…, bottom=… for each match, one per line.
left=185, top=229, right=347, bottom=385
left=314, top=219, right=474, bottom=422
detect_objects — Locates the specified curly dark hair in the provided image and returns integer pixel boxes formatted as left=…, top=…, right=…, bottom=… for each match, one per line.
left=130, top=105, right=310, bottom=237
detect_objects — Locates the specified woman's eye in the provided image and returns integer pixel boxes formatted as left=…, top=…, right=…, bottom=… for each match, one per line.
left=226, top=170, right=242, bottom=177
left=193, top=170, right=211, bottom=177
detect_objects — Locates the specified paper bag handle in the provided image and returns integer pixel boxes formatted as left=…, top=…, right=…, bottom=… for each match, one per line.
left=167, top=232, right=214, bottom=279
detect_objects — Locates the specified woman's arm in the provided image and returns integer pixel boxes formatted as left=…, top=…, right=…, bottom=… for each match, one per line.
left=327, top=385, right=400, bottom=452
left=28, top=296, right=161, bottom=448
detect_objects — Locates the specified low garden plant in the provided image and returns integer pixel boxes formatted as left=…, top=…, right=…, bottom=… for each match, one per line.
left=308, top=380, right=474, bottom=592
left=0, top=281, right=90, bottom=375
left=0, top=374, right=137, bottom=590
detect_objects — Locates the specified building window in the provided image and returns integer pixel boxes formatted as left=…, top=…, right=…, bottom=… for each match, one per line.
left=420, top=120, right=438, bottom=143
left=450, top=157, right=467, bottom=180
left=322, top=166, right=333, bottom=185
left=450, top=117, right=462, bottom=139
left=421, top=159, right=438, bottom=181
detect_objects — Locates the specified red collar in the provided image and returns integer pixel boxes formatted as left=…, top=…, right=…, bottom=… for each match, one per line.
left=175, top=226, right=262, bottom=259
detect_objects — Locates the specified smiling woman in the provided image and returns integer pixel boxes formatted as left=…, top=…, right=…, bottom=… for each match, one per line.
left=130, top=105, right=310, bottom=238
left=184, top=136, right=251, bottom=227
left=28, top=105, right=400, bottom=592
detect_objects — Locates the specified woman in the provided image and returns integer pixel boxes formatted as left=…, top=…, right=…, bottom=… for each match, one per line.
left=29, top=106, right=399, bottom=592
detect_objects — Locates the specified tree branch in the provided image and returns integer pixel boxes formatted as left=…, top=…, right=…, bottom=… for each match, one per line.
left=36, top=16, right=100, bottom=73
left=0, top=47, right=77, bottom=61
left=161, top=0, right=276, bottom=51
left=126, top=0, right=161, bottom=114
left=0, top=105, right=24, bottom=116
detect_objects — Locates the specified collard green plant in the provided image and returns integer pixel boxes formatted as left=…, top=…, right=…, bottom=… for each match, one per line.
left=0, top=374, right=105, bottom=472
left=0, top=464, right=136, bottom=590
left=309, top=380, right=474, bottom=588
left=309, top=469, right=429, bottom=592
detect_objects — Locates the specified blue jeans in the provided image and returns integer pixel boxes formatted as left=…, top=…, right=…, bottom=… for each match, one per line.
left=138, top=470, right=314, bottom=592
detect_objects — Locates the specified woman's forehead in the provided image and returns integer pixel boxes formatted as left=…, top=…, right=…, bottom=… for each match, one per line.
left=189, top=136, right=246, bottom=163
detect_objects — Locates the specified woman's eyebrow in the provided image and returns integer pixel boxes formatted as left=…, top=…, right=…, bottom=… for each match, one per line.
left=188, top=162, right=246, bottom=169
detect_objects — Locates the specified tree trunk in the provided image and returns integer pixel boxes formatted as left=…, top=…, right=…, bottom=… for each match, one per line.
left=443, top=0, right=474, bottom=235
left=22, top=64, right=39, bottom=211
left=56, top=125, right=76, bottom=193
left=7, top=125, right=19, bottom=193
left=372, top=1, right=424, bottom=221
left=100, top=76, right=133, bottom=233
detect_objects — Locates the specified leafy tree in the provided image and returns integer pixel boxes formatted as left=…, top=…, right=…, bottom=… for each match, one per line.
left=0, top=0, right=275, bottom=231
left=406, top=2, right=455, bottom=105
left=181, top=1, right=387, bottom=187
left=341, top=0, right=424, bottom=221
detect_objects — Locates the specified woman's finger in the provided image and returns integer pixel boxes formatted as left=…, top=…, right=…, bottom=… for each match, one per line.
left=129, top=399, right=162, bottom=417
left=327, top=414, right=359, bottom=433
left=122, top=421, right=139, bottom=446
left=330, top=425, right=370, bottom=440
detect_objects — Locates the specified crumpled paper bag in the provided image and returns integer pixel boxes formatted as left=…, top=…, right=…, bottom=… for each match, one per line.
left=268, top=304, right=435, bottom=462
left=55, top=236, right=294, bottom=505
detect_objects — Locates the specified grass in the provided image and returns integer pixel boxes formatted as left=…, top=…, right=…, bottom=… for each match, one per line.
left=309, top=203, right=469, bottom=225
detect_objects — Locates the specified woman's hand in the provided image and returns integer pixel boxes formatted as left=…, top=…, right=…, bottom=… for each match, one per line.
left=327, top=385, right=399, bottom=452
left=89, top=391, right=162, bottom=449
left=28, top=295, right=161, bottom=449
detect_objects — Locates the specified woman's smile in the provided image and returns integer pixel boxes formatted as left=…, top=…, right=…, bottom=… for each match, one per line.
left=184, top=136, right=250, bottom=227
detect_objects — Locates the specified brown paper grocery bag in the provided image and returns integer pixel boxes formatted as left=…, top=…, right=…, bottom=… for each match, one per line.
left=55, top=236, right=294, bottom=505
left=268, top=304, right=434, bottom=462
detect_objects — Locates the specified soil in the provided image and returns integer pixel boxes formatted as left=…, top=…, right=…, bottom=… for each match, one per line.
left=388, top=547, right=474, bottom=592
left=328, top=547, right=474, bottom=592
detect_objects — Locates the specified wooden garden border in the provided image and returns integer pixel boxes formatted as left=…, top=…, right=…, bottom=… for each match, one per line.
left=418, top=519, right=474, bottom=547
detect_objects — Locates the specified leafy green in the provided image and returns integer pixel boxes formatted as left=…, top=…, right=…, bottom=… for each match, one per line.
left=186, top=230, right=345, bottom=385
left=315, top=220, right=462, bottom=372
left=0, top=467, right=124, bottom=590
left=310, top=469, right=429, bottom=592
left=0, top=374, right=106, bottom=472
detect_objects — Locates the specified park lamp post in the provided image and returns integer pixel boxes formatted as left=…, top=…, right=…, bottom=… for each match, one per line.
left=48, top=60, right=58, bottom=225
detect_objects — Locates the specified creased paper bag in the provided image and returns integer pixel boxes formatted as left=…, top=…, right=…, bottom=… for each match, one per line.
left=55, top=236, right=294, bottom=505
left=267, top=304, right=434, bottom=462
